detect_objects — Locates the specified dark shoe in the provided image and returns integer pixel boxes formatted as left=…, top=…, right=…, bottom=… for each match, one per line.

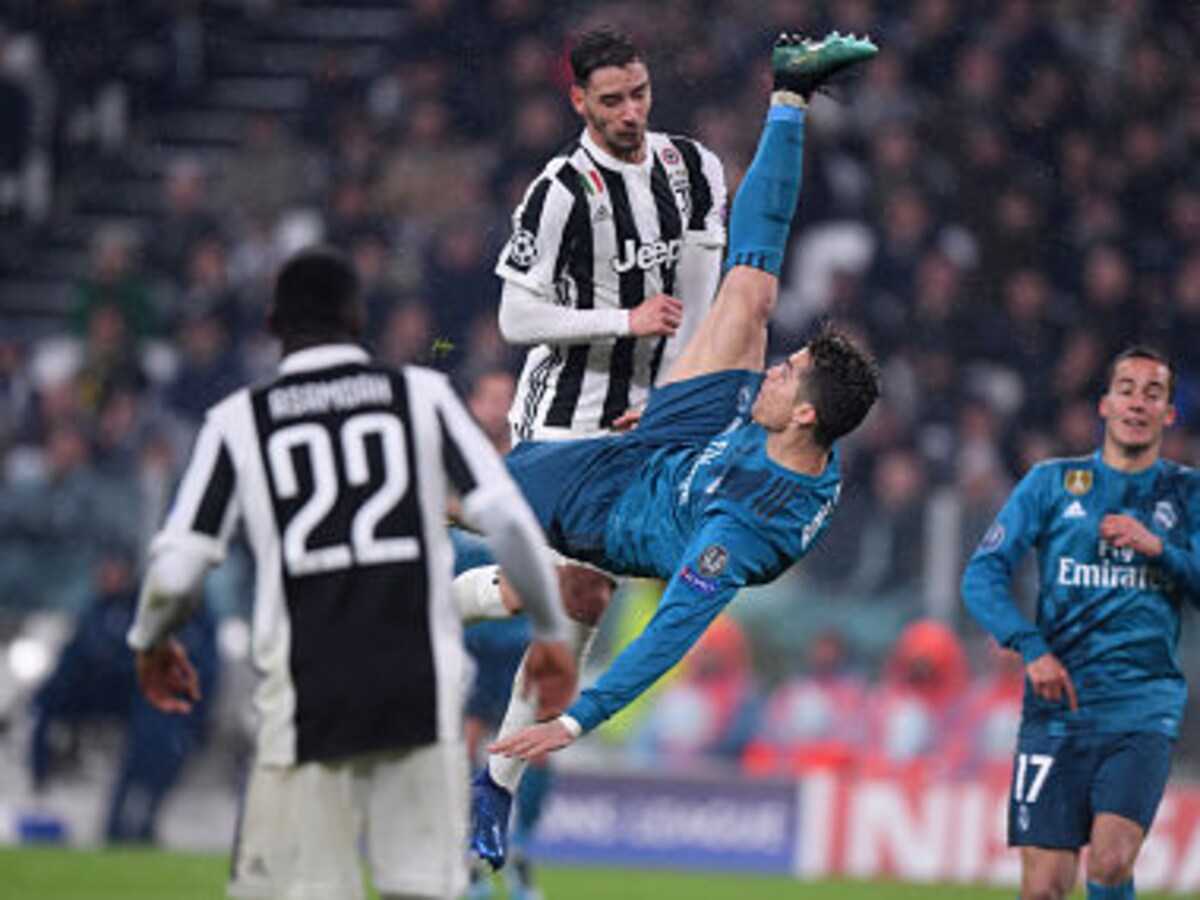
left=772, top=31, right=879, bottom=99
left=470, top=769, right=513, bottom=870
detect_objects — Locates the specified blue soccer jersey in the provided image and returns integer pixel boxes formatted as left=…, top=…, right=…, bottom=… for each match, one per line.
left=505, top=369, right=843, bottom=733
left=963, top=452, right=1200, bottom=739
left=569, top=414, right=841, bottom=732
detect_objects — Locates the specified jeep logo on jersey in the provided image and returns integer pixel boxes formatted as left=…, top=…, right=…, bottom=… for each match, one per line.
left=505, top=228, right=539, bottom=271
left=611, top=237, right=683, bottom=274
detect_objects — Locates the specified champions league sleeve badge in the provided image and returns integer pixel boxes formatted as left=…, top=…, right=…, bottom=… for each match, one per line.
left=979, top=521, right=1005, bottom=552
left=505, top=227, right=539, bottom=271
left=697, top=544, right=729, bottom=577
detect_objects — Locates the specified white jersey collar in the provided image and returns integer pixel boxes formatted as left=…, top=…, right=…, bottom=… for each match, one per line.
left=580, top=129, right=652, bottom=175
left=279, top=343, right=370, bottom=375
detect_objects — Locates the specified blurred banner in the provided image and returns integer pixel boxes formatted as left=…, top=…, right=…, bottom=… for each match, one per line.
left=533, top=769, right=1200, bottom=894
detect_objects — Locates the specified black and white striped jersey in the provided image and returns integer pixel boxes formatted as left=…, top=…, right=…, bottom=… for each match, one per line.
left=498, top=129, right=726, bottom=441
left=144, top=345, right=516, bottom=765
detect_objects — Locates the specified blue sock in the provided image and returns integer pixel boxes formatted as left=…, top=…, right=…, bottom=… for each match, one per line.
left=512, top=763, right=554, bottom=848
left=725, top=104, right=806, bottom=276
left=1087, top=879, right=1134, bottom=899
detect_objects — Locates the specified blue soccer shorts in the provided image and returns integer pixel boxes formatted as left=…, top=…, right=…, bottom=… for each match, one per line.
left=504, top=369, right=761, bottom=563
left=1008, top=729, right=1173, bottom=849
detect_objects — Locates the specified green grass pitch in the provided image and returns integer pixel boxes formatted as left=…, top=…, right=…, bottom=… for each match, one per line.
left=0, top=847, right=1183, bottom=899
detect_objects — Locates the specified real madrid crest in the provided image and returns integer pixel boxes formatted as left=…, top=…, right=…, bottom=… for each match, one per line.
left=1154, top=501, right=1177, bottom=530
left=1064, top=469, right=1093, bottom=496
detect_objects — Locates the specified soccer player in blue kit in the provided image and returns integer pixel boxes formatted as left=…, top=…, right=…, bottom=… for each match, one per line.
left=465, top=32, right=882, bottom=868
left=962, top=346, right=1200, bottom=900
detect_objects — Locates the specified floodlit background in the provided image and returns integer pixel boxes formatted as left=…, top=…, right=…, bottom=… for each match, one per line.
left=0, top=0, right=1199, bottom=894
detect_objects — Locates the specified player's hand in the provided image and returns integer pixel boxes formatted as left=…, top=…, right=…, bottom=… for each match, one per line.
left=1026, top=652, right=1078, bottom=711
left=135, top=638, right=201, bottom=714
left=629, top=294, right=683, bottom=337
left=1099, top=513, right=1163, bottom=557
left=610, top=408, right=643, bottom=432
left=523, top=639, right=577, bottom=720
left=488, top=719, right=576, bottom=760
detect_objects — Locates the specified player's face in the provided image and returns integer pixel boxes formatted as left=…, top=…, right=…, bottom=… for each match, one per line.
left=571, top=62, right=651, bottom=163
left=1099, top=356, right=1175, bottom=458
left=753, top=348, right=813, bottom=431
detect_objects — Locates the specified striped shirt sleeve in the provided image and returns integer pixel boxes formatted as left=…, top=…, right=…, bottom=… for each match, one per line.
left=495, top=159, right=579, bottom=294
left=419, top=370, right=568, bottom=641
left=150, top=409, right=241, bottom=563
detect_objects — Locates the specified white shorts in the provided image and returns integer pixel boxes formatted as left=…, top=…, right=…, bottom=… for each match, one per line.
left=228, top=741, right=469, bottom=900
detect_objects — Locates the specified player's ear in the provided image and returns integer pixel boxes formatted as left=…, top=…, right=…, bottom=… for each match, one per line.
left=1165, top=403, right=1178, bottom=428
left=792, top=401, right=817, bottom=429
left=569, top=84, right=586, bottom=116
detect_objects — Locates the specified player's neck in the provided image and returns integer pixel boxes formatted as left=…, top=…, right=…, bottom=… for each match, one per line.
left=1101, top=438, right=1161, bottom=474
left=584, top=127, right=646, bottom=166
left=765, top=430, right=829, bottom=476
left=281, top=333, right=360, bottom=357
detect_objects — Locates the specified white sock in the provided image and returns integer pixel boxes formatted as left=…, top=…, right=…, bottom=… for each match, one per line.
left=488, top=619, right=599, bottom=792
left=771, top=89, right=807, bottom=108
left=454, top=565, right=509, bottom=625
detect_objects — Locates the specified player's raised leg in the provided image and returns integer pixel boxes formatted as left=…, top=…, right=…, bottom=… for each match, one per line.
left=663, top=32, right=877, bottom=386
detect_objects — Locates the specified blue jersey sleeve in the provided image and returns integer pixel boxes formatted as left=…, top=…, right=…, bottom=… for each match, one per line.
left=961, top=465, right=1053, bottom=663
left=567, top=516, right=765, bottom=733
left=1160, top=543, right=1200, bottom=605
left=1157, top=471, right=1200, bottom=603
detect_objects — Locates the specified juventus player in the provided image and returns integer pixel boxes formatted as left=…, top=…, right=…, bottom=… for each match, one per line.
left=472, top=32, right=880, bottom=871
left=497, top=26, right=727, bottom=442
left=128, top=246, right=575, bottom=900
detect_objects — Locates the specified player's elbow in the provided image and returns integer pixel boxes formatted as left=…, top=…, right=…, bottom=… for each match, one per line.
left=959, top=563, right=995, bottom=622
left=144, top=548, right=210, bottom=601
left=498, top=290, right=541, bottom=345
left=497, top=303, right=530, bottom=344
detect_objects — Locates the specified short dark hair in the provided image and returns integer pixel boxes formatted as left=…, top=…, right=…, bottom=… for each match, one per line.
left=1106, top=344, right=1175, bottom=400
left=270, top=245, right=363, bottom=341
left=802, top=324, right=881, bottom=448
left=570, top=27, right=644, bottom=86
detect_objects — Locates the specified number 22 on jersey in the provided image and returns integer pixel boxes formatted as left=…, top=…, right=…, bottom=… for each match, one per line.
left=267, top=412, right=418, bottom=576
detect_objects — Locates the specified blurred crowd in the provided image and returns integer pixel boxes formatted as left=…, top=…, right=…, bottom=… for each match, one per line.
left=0, top=0, right=1198, bottom=787
left=626, top=613, right=1024, bottom=785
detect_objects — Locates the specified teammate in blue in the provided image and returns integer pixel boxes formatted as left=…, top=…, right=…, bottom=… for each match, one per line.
left=466, top=32, right=881, bottom=868
left=962, top=346, right=1200, bottom=900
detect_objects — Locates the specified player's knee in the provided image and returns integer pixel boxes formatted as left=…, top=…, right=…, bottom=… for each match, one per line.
left=1023, top=869, right=1073, bottom=900
left=559, top=566, right=612, bottom=626
left=1022, top=888, right=1067, bottom=900
left=1086, top=845, right=1135, bottom=886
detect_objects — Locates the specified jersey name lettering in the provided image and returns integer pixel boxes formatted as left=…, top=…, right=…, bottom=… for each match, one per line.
left=268, top=374, right=393, bottom=420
